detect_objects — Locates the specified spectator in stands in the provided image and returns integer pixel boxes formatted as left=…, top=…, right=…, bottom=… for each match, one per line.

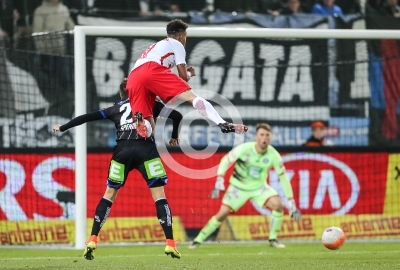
left=303, top=121, right=334, bottom=147
left=32, top=0, right=75, bottom=55
left=33, top=0, right=75, bottom=33
left=380, top=0, right=400, bottom=17
left=13, top=0, right=42, bottom=49
left=281, top=0, right=304, bottom=14
left=0, top=0, right=18, bottom=40
left=33, top=0, right=75, bottom=55
left=311, top=0, right=343, bottom=15
left=139, top=0, right=183, bottom=16
left=33, top=0, right=75, bottom=110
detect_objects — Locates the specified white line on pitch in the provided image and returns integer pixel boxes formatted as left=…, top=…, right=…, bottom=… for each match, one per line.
left=2, top=250, right=400, bottom=261
left=1, top=240, right=398, bottom=250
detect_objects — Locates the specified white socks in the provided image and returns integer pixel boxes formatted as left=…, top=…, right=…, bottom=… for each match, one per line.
left=192, top=96, right=225, bottom=125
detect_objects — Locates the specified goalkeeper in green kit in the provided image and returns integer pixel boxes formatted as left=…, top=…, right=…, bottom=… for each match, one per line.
left=189, top=123, right=301, bottom=249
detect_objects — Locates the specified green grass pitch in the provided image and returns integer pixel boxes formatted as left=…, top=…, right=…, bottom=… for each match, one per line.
left=0, top=242, right=399, bottom=270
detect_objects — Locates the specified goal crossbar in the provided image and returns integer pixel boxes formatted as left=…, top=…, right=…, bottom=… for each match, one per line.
left=73, top=26, right=400, bottom=249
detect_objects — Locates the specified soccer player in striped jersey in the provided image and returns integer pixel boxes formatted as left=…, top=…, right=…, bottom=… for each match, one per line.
left=189, top=123, right=302, bottom=249
left=52, top=78, right=182, bottom=260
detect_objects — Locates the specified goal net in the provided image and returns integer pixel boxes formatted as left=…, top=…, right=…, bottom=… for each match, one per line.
left=0, top=24, right=399, bottom=248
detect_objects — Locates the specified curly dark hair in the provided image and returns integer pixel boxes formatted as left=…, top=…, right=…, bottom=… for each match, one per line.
left=166, top=19, right=188, bottom=35
left=120, top=78, right=128, bottom=99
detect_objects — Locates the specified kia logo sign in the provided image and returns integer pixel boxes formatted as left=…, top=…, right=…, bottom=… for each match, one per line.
left=251, top=153, right=360, bottom=216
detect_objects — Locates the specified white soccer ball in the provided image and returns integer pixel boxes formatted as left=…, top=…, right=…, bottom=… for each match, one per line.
left=321, top=226, right=346, bottom=250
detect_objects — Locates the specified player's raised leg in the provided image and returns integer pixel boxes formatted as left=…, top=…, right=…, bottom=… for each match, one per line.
left=177, top=90, right=248, bottom=134
left=83, top=187, right=118, bottom=260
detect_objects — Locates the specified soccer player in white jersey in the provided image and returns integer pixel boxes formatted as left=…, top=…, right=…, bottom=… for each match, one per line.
left=127, top=19, right=248, bottom=137
left=189, top=123, right=302, bottom=249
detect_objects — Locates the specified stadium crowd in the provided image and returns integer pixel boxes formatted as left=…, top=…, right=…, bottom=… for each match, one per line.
left=82, top=0, right=396, bottom=16
left=1, top=0, right=399, bottom=41
left=87, top=0, right=399, bottom=17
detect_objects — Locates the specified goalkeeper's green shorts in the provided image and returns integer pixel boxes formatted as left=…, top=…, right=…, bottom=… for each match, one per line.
left=222, top=184, right=278, bottom=212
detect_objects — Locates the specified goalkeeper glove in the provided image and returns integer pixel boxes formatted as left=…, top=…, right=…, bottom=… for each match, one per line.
left=287, top=199, right=302, bottom=221
left=210, top=176, right=225, bottom=199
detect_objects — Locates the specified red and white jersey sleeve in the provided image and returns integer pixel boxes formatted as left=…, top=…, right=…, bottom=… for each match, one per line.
left=132, top=38, right=186, bottom=71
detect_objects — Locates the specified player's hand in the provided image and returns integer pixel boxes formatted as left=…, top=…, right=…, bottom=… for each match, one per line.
left=210, top=176, right=225, bottom=199
left=287, top=199, right=302, bottom=221
left=169, top=138, right=180, bottom=146
left=290, top=209, right=302, bottom=221
left=52, top=124, right=61, bottom=133
left=187, top=66, right=195, bottom=77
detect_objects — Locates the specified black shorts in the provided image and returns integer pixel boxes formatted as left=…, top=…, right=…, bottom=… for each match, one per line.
left=106, top=140, right=168, bottom=189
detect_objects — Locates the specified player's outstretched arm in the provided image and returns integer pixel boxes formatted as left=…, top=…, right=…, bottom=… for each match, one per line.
left=52, top=111, right=104, bottom=133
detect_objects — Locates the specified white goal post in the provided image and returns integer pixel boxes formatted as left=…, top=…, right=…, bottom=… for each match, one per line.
left=73, top=26, right=400, bottom=249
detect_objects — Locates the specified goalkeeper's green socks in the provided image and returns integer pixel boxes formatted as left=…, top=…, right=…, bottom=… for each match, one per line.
left=193, top=216, right=221, bottom=243
left=269, top=210, right=284, bottom=240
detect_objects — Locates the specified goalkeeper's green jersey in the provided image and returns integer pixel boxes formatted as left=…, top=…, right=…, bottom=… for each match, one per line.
left=217, top=142, right=285, bottom=191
